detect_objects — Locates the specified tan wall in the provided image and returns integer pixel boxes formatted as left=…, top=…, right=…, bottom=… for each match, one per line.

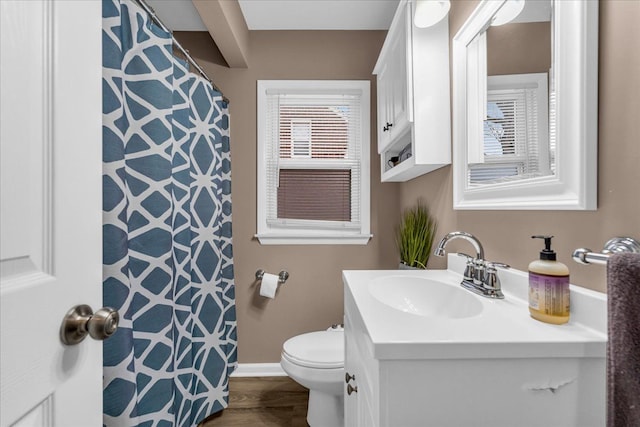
left=486, top=22, right=551, bottom=75
left=401, top=0, right=640, bottom=293
left=177, top=0, right=640, bottom=362
left=176, top=30, right=400, bottom=363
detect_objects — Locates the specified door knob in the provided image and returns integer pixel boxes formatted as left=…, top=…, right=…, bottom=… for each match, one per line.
left=60, top=304, right=119, bottom=345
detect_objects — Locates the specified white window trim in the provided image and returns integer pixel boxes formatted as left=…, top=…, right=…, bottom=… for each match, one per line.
left=256, top=80, right=371, bottom=245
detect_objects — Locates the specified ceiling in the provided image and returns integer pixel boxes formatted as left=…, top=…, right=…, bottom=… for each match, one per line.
left=238, top=0, right=399, bottom=30
left=145, top=0, right=400, bottom=32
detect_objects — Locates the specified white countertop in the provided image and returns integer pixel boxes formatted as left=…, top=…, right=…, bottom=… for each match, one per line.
left=343, top=254, right=607, bottom=360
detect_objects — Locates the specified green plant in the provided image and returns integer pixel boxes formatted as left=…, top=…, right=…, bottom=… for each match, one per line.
left=396, top=201, right=437, bottom=269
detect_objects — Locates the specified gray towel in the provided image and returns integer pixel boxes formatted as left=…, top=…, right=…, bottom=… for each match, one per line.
left=607, top=252, right=640, bottom=427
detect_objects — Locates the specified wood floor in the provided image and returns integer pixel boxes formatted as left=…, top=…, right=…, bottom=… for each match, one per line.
left=200, top=376, right=310, bottom=427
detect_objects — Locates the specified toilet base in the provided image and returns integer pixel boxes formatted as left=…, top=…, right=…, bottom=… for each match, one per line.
left=307, top=389, right=344, bottom=427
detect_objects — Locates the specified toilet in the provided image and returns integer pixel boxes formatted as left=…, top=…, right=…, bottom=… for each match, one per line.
left=280, top=329, right=344, bottom=427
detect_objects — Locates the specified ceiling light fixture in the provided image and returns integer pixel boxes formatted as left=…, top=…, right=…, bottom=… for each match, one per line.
left=491, top=0, right=526, bottom=26
left=414, top=0, right=451, bottom=28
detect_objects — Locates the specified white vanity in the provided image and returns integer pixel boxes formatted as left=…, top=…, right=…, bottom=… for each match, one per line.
left=342, top=254, right=606, bottom=427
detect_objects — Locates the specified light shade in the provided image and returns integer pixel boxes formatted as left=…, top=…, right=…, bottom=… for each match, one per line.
left=414, top=0, right=451, bottom=28
left=491, top=0, right=526, bottom=26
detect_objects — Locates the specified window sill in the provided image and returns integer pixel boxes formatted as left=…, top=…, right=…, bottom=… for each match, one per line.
left=255, top=233, right=372, bottom=245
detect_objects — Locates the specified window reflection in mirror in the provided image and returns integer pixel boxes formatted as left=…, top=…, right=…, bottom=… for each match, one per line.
left=469, top=0, right=554, bottom=187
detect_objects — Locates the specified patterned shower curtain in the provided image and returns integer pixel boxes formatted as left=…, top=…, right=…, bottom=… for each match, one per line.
left=102, top=0, right=237, bottom=425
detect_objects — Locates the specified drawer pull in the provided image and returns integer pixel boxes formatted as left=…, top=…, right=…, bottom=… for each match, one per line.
left=347, top=384, right=358, bottom=395
left=345, top=372, right=356, bottom=383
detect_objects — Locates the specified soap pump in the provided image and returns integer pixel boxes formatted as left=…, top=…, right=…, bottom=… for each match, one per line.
left=528, top=235, right=570, bottom=324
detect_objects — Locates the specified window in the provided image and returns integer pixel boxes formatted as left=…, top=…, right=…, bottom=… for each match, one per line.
left=256, top=80, right=371, bottom=245
left=468, top=73, right=551, bottom=186
left=290, top=120, right=312, bottom=158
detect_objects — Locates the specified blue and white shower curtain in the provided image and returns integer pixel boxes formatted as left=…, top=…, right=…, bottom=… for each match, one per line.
left=102, top=0, right=236, bottom=425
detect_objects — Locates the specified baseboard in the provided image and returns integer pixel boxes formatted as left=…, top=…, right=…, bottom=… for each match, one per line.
left=231, top=362, right=286, bottom=377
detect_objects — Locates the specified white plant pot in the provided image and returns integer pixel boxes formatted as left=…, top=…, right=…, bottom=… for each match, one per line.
left=398, top=263, right=422, bottom=270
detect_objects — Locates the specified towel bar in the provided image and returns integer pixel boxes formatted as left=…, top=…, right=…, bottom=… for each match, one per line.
left=572, top=237, right=640, bottom=265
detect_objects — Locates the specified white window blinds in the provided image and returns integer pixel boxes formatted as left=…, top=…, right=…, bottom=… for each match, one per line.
left=469, top=73, right=551, bottom=186
left=265, top=92, right=363, bottom=230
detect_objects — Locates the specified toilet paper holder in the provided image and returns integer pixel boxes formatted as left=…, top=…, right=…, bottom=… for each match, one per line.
left=255, top=269, right=289, bottom=284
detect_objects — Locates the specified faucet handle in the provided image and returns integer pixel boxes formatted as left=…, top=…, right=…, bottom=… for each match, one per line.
left=456, top=253, right=475, bottom=281
left=472, top=258, right=485, bottom=285
left=485, top=262, right=510, bottom=270
left=482, top=267, right=504, bottom=299
left=482, top=261, right=507, bottom=299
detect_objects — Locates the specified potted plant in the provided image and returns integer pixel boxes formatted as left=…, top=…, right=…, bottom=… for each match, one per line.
left=396, top=201, right=437, bottom=269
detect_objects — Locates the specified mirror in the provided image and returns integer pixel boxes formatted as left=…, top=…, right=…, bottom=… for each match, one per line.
left=452, top=0, right=598, bottom=210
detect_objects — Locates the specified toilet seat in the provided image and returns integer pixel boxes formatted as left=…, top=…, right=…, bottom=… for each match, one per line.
left=282, top=331, right=344, bottom=369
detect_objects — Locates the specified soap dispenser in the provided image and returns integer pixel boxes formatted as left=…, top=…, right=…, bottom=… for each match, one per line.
left=528, top=235, right=570, bottom=324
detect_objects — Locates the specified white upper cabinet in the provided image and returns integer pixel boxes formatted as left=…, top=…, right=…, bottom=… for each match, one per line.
left=373, top=0, right=451, bottom=182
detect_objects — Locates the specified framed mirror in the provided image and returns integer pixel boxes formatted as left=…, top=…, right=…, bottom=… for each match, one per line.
left=452, top=0, right=598, bottom=210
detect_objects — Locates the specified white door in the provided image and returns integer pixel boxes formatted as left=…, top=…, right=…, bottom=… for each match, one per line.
left=1, top=1, right=103, bottom=426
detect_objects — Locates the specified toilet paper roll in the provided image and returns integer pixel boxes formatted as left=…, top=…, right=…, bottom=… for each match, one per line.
left=259, top=272, right=279, bottom=299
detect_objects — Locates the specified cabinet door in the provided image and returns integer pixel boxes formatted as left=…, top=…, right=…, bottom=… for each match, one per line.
left=375, top=0, right=411, bottom=154
left=345, top=313, right=378, bottom=426
left=388, top=4, right=410, bottom=136
left=344, top=317, right=359, bottom=426
left=376, top=63, right=392, bottom=153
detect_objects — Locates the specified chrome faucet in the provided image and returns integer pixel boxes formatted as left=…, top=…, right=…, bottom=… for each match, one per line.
left=434, top=231, right=485, bottom=260
left=434, top=231, right=507, bottom=299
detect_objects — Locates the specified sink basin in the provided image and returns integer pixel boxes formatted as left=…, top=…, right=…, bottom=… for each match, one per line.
left=368, top=276, right=483, bottom=319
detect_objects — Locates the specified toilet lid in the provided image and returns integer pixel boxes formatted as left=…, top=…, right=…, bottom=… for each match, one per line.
left=282, top=331, right=344, bottom=369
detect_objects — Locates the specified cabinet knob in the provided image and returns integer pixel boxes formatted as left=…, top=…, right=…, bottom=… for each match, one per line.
left=345, top=372, right=356, bottom=383
left=347, top=384, right=358, bottom=395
